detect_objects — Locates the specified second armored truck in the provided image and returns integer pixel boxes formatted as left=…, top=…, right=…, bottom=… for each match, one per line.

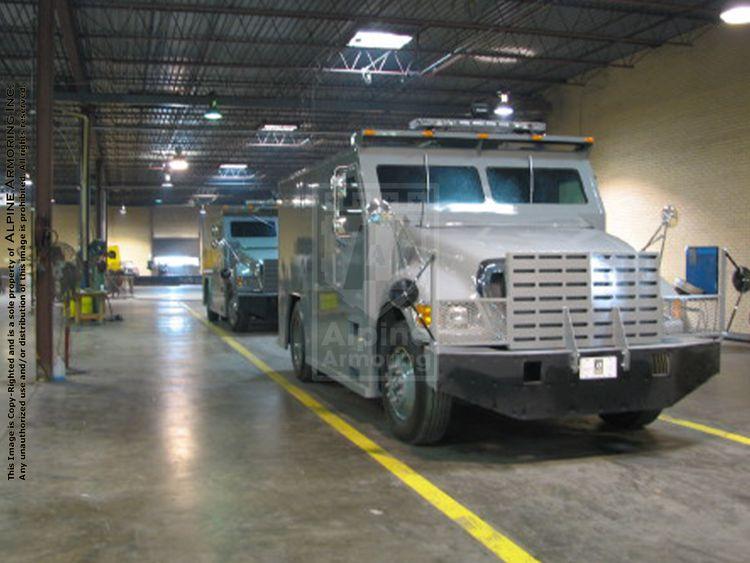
left=203, top=207, right=279, bottom=331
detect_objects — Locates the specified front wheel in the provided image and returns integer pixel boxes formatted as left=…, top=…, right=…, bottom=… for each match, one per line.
left=600, top=409, right=661, bottom=430
left=289, top=302, right=313, bottom=382
left=207, top=307, right=220, bottom=323
left=227, top=295, right=249, bottom=332
left=382, top=320, right=452, bottom=445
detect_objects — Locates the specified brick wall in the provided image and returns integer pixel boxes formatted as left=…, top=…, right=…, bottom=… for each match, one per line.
left=546, top=25, right=750, bottom=335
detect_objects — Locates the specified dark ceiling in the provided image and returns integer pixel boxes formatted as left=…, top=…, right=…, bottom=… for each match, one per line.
left=1, top=0, right=721, bottom=206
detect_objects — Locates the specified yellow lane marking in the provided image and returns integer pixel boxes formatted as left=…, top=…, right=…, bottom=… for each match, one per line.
left=181, top=304, right=538, bottom=563
left=659, top=414, right=750, bottom=446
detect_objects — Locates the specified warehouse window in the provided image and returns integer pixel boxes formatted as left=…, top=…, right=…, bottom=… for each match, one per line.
left=230, top=220, right=277, bottom=237
left=377, top=165, right=484, bottom=204
left=487, top=167, right=587, bottom=204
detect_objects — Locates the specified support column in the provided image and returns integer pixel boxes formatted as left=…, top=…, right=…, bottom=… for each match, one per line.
left=95, top=157, right=107, bottom=244
left=35, top=0, right=54, bottom=380
left=78, top=114, right=90, bottom=287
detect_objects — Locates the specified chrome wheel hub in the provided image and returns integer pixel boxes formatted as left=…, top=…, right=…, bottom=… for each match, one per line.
left=385, top=347, right=417, bottom=421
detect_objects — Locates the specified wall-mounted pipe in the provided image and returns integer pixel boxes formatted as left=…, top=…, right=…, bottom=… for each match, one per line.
left=60, top=111, right=91, bottom=287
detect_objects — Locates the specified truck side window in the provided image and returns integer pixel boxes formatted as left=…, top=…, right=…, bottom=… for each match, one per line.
left=534, top=169, right=587, bottom=204
left=486, top=168, right=530, bottom=203
left=376, top=165, right=484, bottom=204
left=487, top=167, right=587, bottom=204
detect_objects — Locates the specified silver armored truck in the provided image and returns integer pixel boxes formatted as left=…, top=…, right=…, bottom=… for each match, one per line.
left=202, top=208, right=279, bottom=331
left=277, top=119, right=722, bottom=444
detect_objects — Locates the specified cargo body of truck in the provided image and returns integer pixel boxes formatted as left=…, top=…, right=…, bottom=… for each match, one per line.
left=277, top=120, right=722, bottom=444
left=202, top=209, right=279, bottom=331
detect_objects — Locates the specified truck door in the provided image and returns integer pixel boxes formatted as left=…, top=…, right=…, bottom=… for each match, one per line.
left=316, top=165, right=367, bottom=380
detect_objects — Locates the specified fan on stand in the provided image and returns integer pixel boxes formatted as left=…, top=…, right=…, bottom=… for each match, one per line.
left=724, top=250, right=750, bottom=335
left=49, top=242, right=84, bottom=374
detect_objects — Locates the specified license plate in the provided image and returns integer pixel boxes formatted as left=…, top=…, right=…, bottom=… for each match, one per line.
left=579, top=356, right=618, bottom=380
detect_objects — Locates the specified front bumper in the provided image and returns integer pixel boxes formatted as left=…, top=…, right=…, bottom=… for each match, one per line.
left=237, top=293, right=278, bottom=323
left=435, top=340, right=720, bottom=419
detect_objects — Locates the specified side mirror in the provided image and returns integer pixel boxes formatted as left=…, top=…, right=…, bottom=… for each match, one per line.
left=366, top=198, right=392, bottom=224
left=661, top=204, right=678, bottom=227
left=389, top=278, right=419, bottom=308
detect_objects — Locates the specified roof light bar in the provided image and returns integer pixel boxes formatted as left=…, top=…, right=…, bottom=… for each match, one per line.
left=408, top=118, right=546, bottom=134
left=348, top=30, right=413, bottom=50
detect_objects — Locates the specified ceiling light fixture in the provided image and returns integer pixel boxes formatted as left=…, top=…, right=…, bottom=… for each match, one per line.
left=155, top=198, right=163, bottom=204
left=199, top=206, right=207, bottom=216
left=168, top=150, right=189, bottom=171
left=204, top=98, right=223, bottom=120
left=119, top=204, right=127, bottom=215
left=348, top=30, right=413, bottom=50
left=494, top=92, right=514, bottom=119
left=219, top=163, right=248, bottom=170
left=721, top=2, right=750, bottom=24
left=259, top=124, right=298, bottom=132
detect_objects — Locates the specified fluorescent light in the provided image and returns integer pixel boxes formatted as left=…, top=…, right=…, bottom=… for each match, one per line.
left=494, top=104, right=514, bottom=118
left=219, top=163, right=248, bottom=170
left=204, top=99, right=222, bottom=120
left=473, top=46, right=536, bottom=64
left=259, top=124, right=298, bottom=132
left=721, top=3, right=750, bottom=24
left=168, top=150, right=188, bottom=171
left=494, top=92, right=514, bottom=118
left=348, top=30, right=412, bottom=50
left=162, top=182, right=173, bottom=188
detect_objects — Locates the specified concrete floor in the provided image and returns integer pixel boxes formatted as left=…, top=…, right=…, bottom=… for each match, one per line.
left=2, top=286, right=749, bottom=562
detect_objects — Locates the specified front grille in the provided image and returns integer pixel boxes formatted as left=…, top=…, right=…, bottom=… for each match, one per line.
left=506, top=252, right=662, bottom=350
left=261, top=259, right=279, bottom=292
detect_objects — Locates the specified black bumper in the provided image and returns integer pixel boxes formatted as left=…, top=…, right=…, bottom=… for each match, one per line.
left=436, top=341, right=721, bottom=419
left=238, top=294, right=278, bottom=324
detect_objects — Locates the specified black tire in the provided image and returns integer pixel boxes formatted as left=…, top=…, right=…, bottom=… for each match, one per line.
left=600, top=409, right=661, bottom=430
left=290, top=302, right=313, bottom=382
left=381, top=320, right=452, bottom=445
left=207, top=307, right=220, bottom=323
left=227, top=295, right=249, bottom=332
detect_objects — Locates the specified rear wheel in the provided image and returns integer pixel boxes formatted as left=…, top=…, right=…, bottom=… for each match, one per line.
left=290, top=302, right=313, bottom=382
left=382, top=320, right=452, bottom=445
left=600, top=409, right=661, bottom=430
left=227, top=295, right=249, bottom=332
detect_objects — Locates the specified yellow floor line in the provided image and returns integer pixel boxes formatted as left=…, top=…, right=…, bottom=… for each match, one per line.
left=181, top=303, right=538, bottom=563
left=659, top=414, right=750, bottom=446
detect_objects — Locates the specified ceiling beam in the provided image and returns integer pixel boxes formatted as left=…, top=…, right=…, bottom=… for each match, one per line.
left=75, top=1, right=692, bottom=47
left=53, top=90, right=553, bottom=115
left=64, top=56, right=575, bottom=86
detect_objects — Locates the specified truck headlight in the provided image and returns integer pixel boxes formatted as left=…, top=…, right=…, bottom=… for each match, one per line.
left=446, top=305, right=469, bottom=329
left=663, top=298, right=686, bottom=334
